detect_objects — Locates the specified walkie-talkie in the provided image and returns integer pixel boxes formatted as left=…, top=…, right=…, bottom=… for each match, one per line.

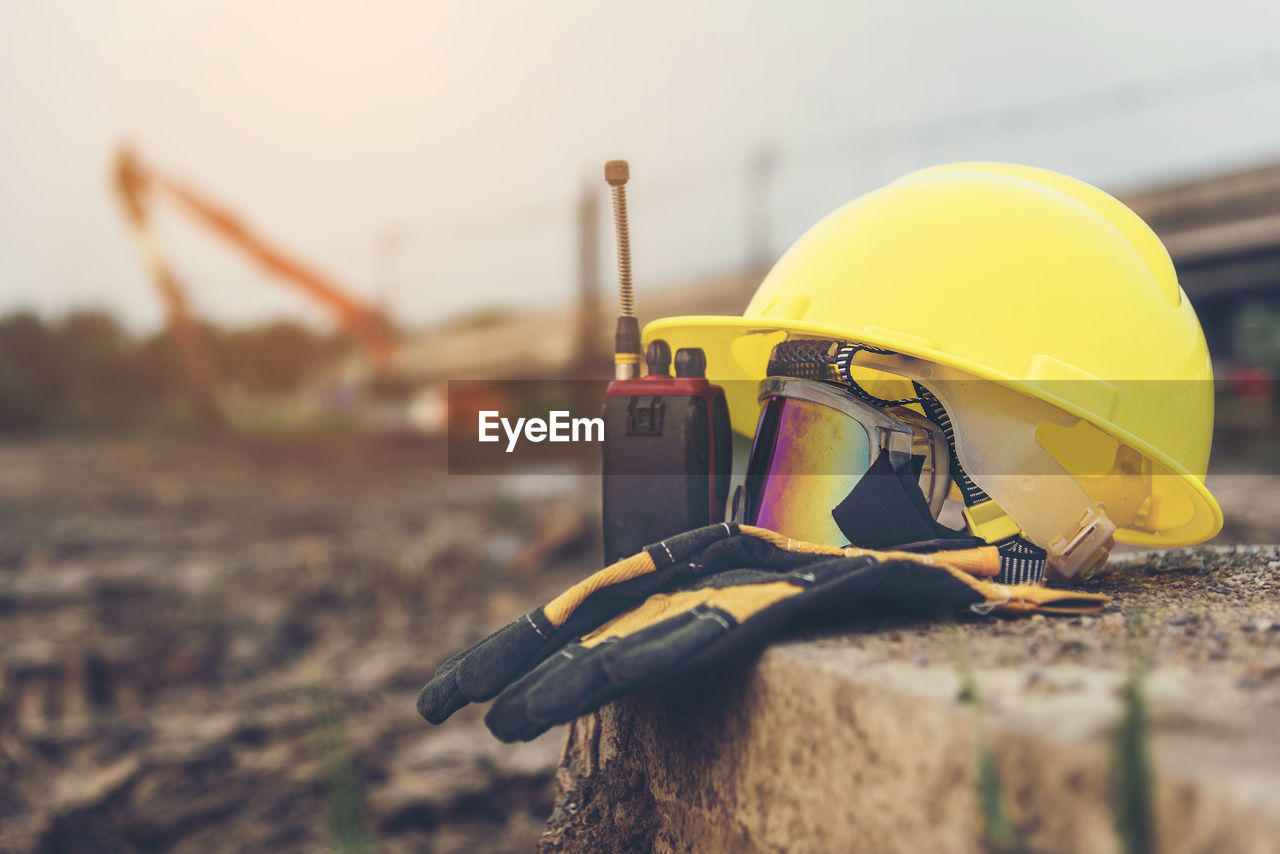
left=600, top=161, right=732, bottom=563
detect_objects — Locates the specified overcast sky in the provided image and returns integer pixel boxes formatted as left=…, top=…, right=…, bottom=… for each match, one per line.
left=4, top=0, right=1280, bottom=335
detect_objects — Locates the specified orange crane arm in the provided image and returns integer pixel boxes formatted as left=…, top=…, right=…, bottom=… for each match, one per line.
left=114, top=148, right=397, bottom=371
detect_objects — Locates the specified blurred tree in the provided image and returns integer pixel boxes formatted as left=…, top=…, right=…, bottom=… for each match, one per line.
left=210, top=321, right=350, bottom=395
left=0, top=309, right=352, bottom=434
left=57, top=310, right=137, bottom=428
left=1236, top=302, right=1280, bottom=370
left=0, top=311, right=61, bottom=431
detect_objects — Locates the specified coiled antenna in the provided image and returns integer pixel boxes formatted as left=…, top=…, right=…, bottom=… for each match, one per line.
left=605, top=160, right=640, bottom=379
left=608, top=169, right=633, bottom=315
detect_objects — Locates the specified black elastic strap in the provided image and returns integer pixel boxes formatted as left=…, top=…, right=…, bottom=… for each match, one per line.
left=914, top=383, right=1048, bottom=584
left=991, top=536, right=1047, bottom=585
left=831, top=451, right=962, bottom=550
left=914, top=383, right=989, bottom=506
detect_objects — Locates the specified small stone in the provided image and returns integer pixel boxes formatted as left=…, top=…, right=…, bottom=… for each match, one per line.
left=1168, top=614, right=1198, bottom=626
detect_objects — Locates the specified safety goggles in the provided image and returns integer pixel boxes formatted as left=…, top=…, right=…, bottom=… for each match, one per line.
left=738, top=341, right=1120, bottom=582
left=741, top=377, right=950, bottom=548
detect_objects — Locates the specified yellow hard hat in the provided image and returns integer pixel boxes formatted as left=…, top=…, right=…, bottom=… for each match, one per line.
left=646, top=162, right=1222, bottom=553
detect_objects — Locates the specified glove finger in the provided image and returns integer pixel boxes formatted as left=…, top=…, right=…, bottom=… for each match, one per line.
left=417, top=611, right=557, bottom=724
left=600, top=609, right=731, bottom=687
left=417, top=626, right=504, bottom=724
left=485, top=556, right=892, bottom=742
left=486, top=646, right=611, bottom=742
left=416, top=668, right=468, bottom=725
left=457, top=529, right=772, bottom=718
left=418, top=527, right=737, bottom=728
left=486, top=609, right=725, bottom=742
left=455, top=612, right=558, bottom=701
left=431, top=643, right=475, bottom=678
left=422, top=526, right=869, bottom=728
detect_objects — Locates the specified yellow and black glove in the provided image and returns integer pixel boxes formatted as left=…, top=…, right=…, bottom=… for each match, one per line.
left=417, top=523, right=1108, bottom=742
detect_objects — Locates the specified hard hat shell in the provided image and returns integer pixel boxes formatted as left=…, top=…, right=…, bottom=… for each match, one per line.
left=645, top=162, right=1222, bottom=547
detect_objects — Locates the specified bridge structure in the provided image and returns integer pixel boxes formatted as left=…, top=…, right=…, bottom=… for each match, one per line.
left=1122, top=159, right=1280, bottom=369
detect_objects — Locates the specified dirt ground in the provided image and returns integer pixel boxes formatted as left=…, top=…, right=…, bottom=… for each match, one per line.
left=0, top=437, right=601, bottom=853
left=0, top=437, right=1277, bottom=853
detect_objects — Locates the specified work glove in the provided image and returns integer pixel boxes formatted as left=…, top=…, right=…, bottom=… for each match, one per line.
left=417, top=523, right=1108, bottom=742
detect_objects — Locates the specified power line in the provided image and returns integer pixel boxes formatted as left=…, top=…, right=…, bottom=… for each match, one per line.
left=792, top=50, right=1280, bottom=163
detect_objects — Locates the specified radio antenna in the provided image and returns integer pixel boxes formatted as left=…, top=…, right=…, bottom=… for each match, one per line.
left=605, top=160, right=640, bottom=380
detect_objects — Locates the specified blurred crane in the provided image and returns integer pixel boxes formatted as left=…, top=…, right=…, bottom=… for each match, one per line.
left=113, top=148, right=397, bottom=426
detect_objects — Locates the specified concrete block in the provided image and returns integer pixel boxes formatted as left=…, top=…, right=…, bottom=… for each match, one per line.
left=541, top=547, right=1280, bottom=853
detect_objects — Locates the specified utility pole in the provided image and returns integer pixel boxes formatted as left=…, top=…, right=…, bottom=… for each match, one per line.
left=376, top=226, right=403, bottom=320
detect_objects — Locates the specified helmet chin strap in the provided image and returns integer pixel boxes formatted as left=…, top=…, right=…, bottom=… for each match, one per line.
left=830, top=448, right=1051, bottom=585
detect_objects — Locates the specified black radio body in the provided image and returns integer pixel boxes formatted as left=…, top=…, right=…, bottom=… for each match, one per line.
left=601, top=343, right=732, bottom=563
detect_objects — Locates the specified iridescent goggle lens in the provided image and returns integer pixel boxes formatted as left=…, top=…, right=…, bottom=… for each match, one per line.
left=742, top=378, right=950, bottom=547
